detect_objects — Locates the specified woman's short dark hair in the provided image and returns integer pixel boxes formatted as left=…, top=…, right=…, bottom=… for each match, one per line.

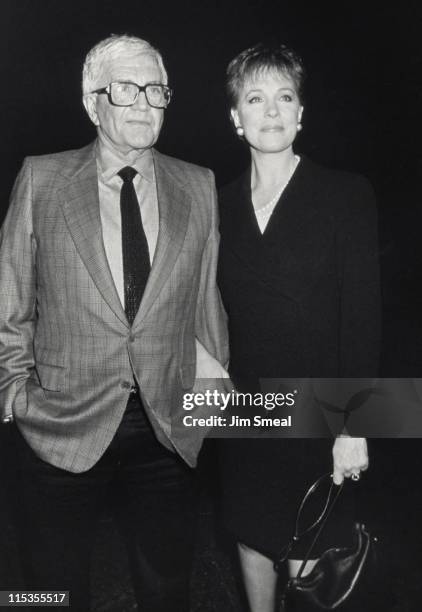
left=226, top=42, right=305, bottom=107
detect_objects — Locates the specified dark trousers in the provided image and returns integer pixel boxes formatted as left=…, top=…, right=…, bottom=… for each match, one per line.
left=12, top=394, right=197, bottom=611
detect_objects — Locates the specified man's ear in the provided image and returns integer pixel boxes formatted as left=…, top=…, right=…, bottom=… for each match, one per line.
left=83, top=94, right=100, bottom=127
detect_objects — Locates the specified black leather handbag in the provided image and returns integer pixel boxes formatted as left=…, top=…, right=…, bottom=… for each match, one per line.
left=275, top=474, right=376, bottom=611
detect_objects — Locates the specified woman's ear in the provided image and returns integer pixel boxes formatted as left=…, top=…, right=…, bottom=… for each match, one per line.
left=298, top=105, right=304, bottom=124
left=230, top=108, right=241, bottom=129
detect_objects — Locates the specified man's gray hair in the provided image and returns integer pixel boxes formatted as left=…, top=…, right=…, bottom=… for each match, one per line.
left=82, top=34, right=168, bottom=95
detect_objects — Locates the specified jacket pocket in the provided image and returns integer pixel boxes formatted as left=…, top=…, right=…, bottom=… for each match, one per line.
left=35, top=362, right=65, bottom=392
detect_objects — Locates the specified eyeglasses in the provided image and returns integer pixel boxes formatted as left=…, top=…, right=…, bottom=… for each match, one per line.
left=274, top=473, right=343, bottom=569
left=92, top=81, right=172, bottom=109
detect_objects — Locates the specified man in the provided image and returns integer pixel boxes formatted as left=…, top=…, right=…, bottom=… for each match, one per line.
left=0, top=35, right=228, bottom=611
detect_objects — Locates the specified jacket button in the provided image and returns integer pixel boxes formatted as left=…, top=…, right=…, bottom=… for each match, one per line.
left=121, top=381, right=132, bottom=390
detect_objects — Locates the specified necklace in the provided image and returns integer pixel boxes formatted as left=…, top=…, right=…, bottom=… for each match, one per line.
left=255, top=184, right=287, bottom=216
left=255, top=155, right=300, bottom=216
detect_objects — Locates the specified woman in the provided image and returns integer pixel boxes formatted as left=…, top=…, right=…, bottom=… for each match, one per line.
left=217, top=43, right=380, bottom=611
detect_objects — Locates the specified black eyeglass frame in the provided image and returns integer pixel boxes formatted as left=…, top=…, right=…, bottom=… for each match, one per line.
left=274, top=473, right=343, bottom=569
left=91, top=81, right=173, bottom=109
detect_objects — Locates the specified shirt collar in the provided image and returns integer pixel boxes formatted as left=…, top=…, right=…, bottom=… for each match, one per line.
left=96, top=134, right=154, bottom=184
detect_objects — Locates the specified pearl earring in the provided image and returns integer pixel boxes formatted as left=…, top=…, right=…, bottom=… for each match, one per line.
left=297, top=123, right=302, bottom=131
left=236, top=126, right=244, bottom=137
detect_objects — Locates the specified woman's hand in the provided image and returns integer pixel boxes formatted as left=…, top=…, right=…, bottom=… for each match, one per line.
left=332, top=436, right=368, bottom=485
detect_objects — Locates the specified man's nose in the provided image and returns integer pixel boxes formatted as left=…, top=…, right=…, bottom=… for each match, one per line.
left=133, top=90, right=149, bottom=110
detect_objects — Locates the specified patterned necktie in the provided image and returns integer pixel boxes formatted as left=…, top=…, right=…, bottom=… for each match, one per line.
left=118, top=166, right=151, bottom=325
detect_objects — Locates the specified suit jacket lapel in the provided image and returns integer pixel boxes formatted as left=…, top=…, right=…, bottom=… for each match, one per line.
left=262, top=160, right=322, bottom=299
left=132, top=151, right=190, bottom=327
left=61, top=143, right=128, bottom=328
left=221, top=157, right=320, bottom=301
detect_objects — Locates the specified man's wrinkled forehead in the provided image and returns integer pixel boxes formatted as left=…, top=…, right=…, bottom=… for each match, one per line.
left=97, top=50, right=165, bottom=86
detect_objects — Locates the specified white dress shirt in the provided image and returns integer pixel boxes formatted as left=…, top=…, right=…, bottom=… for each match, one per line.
left=96, top=138, right=159, bottom=306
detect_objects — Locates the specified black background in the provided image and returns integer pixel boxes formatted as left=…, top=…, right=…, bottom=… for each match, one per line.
left=1, top=2, right=422, bottom=608
left=1, top=1, right=420, bottom=189
left=1, top=0, right=422, bottom=372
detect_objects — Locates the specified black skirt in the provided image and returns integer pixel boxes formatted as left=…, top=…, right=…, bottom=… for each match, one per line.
left=218, top=438, right=355, bottom=560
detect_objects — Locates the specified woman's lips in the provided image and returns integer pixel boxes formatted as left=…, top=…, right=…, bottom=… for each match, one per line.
left=261, top=125, right=283, bottom=132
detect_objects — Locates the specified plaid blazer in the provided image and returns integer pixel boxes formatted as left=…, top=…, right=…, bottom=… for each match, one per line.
left=0, top=141, right=228, bottom=472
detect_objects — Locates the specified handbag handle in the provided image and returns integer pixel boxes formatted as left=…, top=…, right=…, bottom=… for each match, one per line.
left=274, top=473, right=344, bottom=575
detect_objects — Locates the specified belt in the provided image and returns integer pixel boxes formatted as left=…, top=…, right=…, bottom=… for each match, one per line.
left=128, top=384, right=140, bottom=401
left=126, top=385, right=142, bottom=413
